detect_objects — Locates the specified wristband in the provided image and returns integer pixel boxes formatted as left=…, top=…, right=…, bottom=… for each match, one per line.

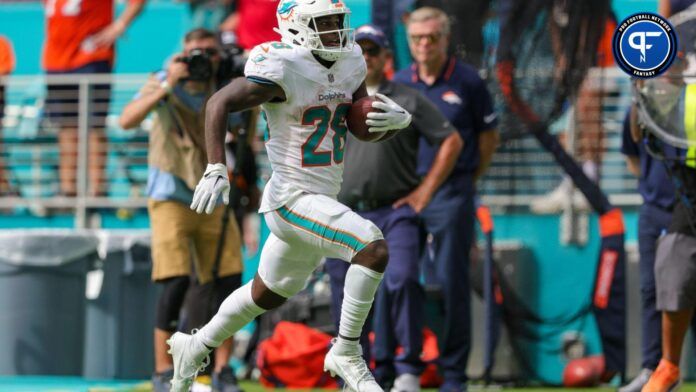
left=160, top=80, right=172, bottom=94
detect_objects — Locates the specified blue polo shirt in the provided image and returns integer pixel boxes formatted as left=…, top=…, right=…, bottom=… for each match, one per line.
left=620, top=109, right=675, bottom=210
left=394, top=57, right=498, bottom=177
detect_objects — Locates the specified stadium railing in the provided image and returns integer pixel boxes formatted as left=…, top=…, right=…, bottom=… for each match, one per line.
left=1, top=74, right=149, bottom=227
left=0, top=68, right=638, bottom=227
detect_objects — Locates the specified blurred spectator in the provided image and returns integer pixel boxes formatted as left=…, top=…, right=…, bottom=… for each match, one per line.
left=189, top=0, right=234, bottom=31
left=219, top=0, right=279, bottom=51
left=415, top=0, right=491, bottom=67
left=644, top=163, right=696, bottom=391
left=42, top=0, right=145, bottom=197
left=119, top=28, right=243, bottom=392
left=641, top=4, right=696, bottom=390
left=372, top=0, right=492, bottom=70
left=529, top=13, right=617, bottom=214
left=0, top=35, right=13, bottom=112
left=324, top=24, right=462, bottom=392
left=619, top=107, right=696, bottom=392
left=371, top=0, right=410, bottom=43
left=395, top=7, right=498, bottom=392
left=370, top=0, right=412, bottom=69
left=0, top=35, right=15, bottom=197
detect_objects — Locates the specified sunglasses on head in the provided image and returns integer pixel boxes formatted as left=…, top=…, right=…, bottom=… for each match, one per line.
left=408, top=32, right=442, bottom=44
left=360, top=45, right=382, bottom=57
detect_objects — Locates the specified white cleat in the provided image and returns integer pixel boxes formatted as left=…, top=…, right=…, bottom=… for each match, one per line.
left=167, top=331, right=211, bottom=392
left=324, top=339, right=383, bottom=392
left=390, top=373, right=421, bottom=392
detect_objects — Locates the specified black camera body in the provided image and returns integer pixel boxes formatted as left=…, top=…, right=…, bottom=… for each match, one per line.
left=179, top=48, right=214, bottom=81
left=177, top=45, right=245, bottom=84
left=218, top=43, right=246, bottom=83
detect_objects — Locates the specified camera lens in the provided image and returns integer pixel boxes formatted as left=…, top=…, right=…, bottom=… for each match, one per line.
left=183, top=49, right=213, bottom=81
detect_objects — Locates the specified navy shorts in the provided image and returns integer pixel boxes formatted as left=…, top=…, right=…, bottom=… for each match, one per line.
left=45, top=60, right=112, bottom=130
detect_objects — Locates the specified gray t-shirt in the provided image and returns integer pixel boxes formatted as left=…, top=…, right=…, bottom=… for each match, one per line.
left=339, top=81, right=456, bottom=207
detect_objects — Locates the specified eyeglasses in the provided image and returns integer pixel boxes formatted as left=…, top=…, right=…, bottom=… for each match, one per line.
left=408, top=32, right=442, bottom=44
left=360, top=45, right=382, bottom=57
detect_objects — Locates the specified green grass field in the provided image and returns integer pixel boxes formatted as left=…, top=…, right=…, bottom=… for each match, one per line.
left=92, top=380, right=696, bottom=392
left=236, top=382, right=696, bottom=392
left=0, top=377, right=694, bottom=392
left=237, top=381, right=696, bottom=392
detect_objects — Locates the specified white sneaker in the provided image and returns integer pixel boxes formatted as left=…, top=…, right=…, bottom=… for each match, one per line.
left=572, top=190, right=592, bottom=212
left=167, top=331, right=212, bottom=392
left=618, top=368, right=653, bottom=392
left=530, top=181, right=591, bottom=214
left=530, top=181, right=572, bottom=214
left=390, top=373, right=420, bottom=392
left=324, top=339, right=383, bottom=392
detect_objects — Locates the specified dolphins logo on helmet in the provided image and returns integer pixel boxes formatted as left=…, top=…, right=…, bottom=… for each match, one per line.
left=274, top=0, right=354, bottom=61
left=277, top=0, right=298, bottom=20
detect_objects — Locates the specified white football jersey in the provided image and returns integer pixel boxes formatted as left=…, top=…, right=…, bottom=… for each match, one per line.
left=244, top=41, right=366, bottom=213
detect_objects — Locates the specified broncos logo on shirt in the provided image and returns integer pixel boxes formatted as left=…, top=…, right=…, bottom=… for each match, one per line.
left=441, top=91, right=462, bottom=105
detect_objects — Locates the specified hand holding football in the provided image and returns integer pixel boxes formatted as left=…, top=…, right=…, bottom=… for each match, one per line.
left=346, top=96, right=385, bottom=142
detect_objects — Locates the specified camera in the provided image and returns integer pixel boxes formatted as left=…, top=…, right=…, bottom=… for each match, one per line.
left=177, top=45, right=245, bottom=84
left=178, top=48, right=214, bottom=81
left=218, top=42, right=247, bottom=83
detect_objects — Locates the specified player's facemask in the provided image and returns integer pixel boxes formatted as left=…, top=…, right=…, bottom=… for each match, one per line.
left=275, top=0, right=355, bottom=61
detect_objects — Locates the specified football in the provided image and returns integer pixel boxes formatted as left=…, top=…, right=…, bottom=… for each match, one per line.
left=346, top=96, right=384, bottom=142
left=562, top=356, right=604, bottom=387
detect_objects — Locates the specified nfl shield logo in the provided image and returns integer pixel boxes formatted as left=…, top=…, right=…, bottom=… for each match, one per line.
left=328, top=74, right=334, bottom=83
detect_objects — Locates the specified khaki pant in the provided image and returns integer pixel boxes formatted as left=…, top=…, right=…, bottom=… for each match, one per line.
left=148, top=199, right=242, bottom=284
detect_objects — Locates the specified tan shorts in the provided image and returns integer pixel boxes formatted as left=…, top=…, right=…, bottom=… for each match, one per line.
left=148, top=199, right=243, bottom=284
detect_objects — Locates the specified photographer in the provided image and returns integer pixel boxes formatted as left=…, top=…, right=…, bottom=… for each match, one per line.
left=119, top=28, right=244, bottom=392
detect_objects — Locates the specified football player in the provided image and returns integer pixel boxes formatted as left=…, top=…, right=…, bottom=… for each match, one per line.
left=167, top=1, right=412, bottom=391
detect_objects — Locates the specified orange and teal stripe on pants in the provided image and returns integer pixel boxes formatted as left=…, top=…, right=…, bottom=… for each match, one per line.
left=275, top=206, right=369, bottom=253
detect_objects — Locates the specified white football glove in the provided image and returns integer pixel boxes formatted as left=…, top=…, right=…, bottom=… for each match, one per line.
left=366, top=93, right=412, bottom=133
left=190, top=163, right=230, bottom=214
